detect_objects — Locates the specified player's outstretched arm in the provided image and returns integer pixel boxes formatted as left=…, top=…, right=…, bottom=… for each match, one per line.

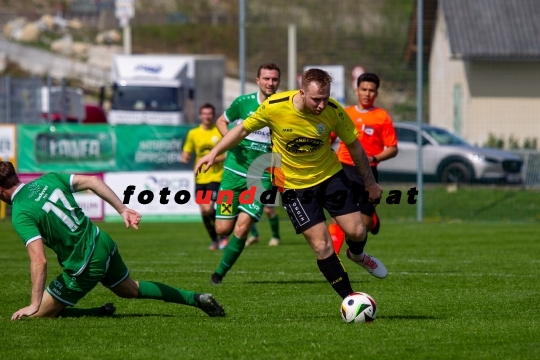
left=345, top=139, right=382, bottom=203
left=216, top=114, right=230, bottom=137
left=72, top=175, right=141, bottom=229
left=181, top=151, right=191, bottom=163
left=11, top=240, right=47, bottom=320
left=215, top=153, right=227, bottom=163
left=195, top=123, right=250, bottom=174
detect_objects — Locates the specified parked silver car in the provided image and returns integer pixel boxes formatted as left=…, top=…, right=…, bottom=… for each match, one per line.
left=377, top=122, right=523, bottom=183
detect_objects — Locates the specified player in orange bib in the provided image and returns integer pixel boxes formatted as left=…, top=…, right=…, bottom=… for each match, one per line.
left=329, top=73, right=398, bottom=253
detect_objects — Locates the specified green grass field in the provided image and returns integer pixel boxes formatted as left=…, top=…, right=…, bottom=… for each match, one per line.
left=1, top=211, right=539, bottom=359
left=375, top=184, right=540, bottom=223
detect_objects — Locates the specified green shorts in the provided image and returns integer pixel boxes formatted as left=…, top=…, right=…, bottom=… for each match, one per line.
left=215, top=170, right=272, bottom=222
left=46, top=230, right=129, bottom=306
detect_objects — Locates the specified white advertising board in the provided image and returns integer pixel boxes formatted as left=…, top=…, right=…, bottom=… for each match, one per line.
left=73, top=193, right=104, bottom=220
left=104, top=171, right=200, bottom=221
left=0, top=124, right=16, bottom=162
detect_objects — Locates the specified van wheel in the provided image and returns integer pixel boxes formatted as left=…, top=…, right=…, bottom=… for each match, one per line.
left=440, top=162, right=472, bottom=184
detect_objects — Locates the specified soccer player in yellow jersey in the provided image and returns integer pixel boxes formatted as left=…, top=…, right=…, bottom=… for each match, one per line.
left=195, top=69, right=387, bottom=301
left=182, top=103, right=227, bottom=250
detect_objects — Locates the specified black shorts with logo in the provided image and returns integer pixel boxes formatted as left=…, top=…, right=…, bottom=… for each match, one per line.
left=341, top=163, right=378, bottom=217
left=281, top=170, right=364, bottom=234
left=195, top=182, right=220, bottom=202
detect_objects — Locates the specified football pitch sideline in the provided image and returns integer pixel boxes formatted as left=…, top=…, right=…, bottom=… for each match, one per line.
left=0, top=220, right=538, bottom=359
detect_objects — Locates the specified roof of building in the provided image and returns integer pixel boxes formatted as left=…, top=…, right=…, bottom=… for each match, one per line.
left=441, top=0, right=540, bottom=60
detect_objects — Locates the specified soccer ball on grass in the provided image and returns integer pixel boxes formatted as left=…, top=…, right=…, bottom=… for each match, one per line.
left=340, top=292, right=377, bottom=323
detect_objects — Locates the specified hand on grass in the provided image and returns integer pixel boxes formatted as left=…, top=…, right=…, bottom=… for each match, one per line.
left=11, top=304, right=40, bottom=321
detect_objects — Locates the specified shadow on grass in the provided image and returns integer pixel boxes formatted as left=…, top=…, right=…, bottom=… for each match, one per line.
left=112, top=314, right=176, bottom=318
left=248, top=280, right=371, bottom=286
left=247, top=280, right=328, bottom=285
left=378, top=315, right=441, bottom=320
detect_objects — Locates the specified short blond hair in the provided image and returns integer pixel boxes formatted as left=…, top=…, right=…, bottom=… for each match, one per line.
left=301, top=68, right=333, bottom=90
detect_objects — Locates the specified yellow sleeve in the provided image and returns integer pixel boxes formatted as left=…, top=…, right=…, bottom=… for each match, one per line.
left=243, top=101, right=270, bottom=132
left=183, top=129, right=194, bottom=153
left=333, top=105, right=358, bottom=145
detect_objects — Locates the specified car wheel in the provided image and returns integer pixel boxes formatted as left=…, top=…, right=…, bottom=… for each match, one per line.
left=440, top=162, right=472, bottom=184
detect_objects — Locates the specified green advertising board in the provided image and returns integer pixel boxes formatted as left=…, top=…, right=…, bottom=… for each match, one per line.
left=18, top=124, right=116, bottom=172
left=18, top=124, right=196, bottom=172
left=114, top=125, right=193, bottom=171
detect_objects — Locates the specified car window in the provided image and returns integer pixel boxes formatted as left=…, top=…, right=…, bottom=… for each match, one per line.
left=424, top=128, right=469, bottom=145
left=396, top=128, right=417, bottom=143
left=396, top=127, right=431, bottom=145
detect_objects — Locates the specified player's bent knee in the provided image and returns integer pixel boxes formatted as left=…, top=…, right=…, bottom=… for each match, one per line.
left=234, top=221, right=252, bottom=238
left=346, top=228, right=367, bottom=241
left=215, top=221, right=234, bottom=236
left=339, top=222, right=365, bottom=240
left=236, top=212, right=255, bottom=232
left=360, top=212, right=372, bottom=229
left=313, top=242, right=335, bottom=259
left=110, top=277, right=139, bottom=298
left=338, top=219, right=366, bottom=240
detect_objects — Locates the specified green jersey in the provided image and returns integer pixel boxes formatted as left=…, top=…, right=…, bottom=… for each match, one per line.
left=223, top=92, right=272, bottom=177
left=11, top=173, right=98, bottom=276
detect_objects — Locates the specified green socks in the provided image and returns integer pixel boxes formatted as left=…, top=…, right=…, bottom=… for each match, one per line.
left=138, top=281, right=197, bottom=307
left=269, top=213, right=280, bottom=239
left=215, top=234, right=246, bottom=277
left=58, top=282, right=198, bottom=317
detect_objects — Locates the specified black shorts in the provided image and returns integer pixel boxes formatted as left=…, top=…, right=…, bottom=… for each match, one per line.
left=341, top=163, right=378, bottom=217
left=281, top=170, right=362, bottom=234
left=195, top=182, right=220, bottom=202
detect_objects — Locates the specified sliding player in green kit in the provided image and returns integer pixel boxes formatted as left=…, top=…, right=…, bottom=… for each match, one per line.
left=0, top=161, right=225, bottom=320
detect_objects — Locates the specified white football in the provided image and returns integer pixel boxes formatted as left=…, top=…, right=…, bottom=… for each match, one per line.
left=340, top=292, right=377, bottom=323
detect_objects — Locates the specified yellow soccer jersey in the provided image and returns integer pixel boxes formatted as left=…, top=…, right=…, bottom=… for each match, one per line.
left=243, top=90, right=358, bottom=189
left=183, top=125, right=224, bottom=184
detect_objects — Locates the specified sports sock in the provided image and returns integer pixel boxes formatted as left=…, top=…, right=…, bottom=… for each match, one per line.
left=202, top=210, right=218, bottom=242
left=328, top=223, right=345, bottom=253
left=215, top=234, right=246, bottom=277
left=346, top=235, right=367, bottom=256
left=250, top=224, right=259, bottom=237
left=269, top=213, right=280, bottom=239
left=317, top=252, right=354, bottom=299
left=138, top=281, right=197, bottom=306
